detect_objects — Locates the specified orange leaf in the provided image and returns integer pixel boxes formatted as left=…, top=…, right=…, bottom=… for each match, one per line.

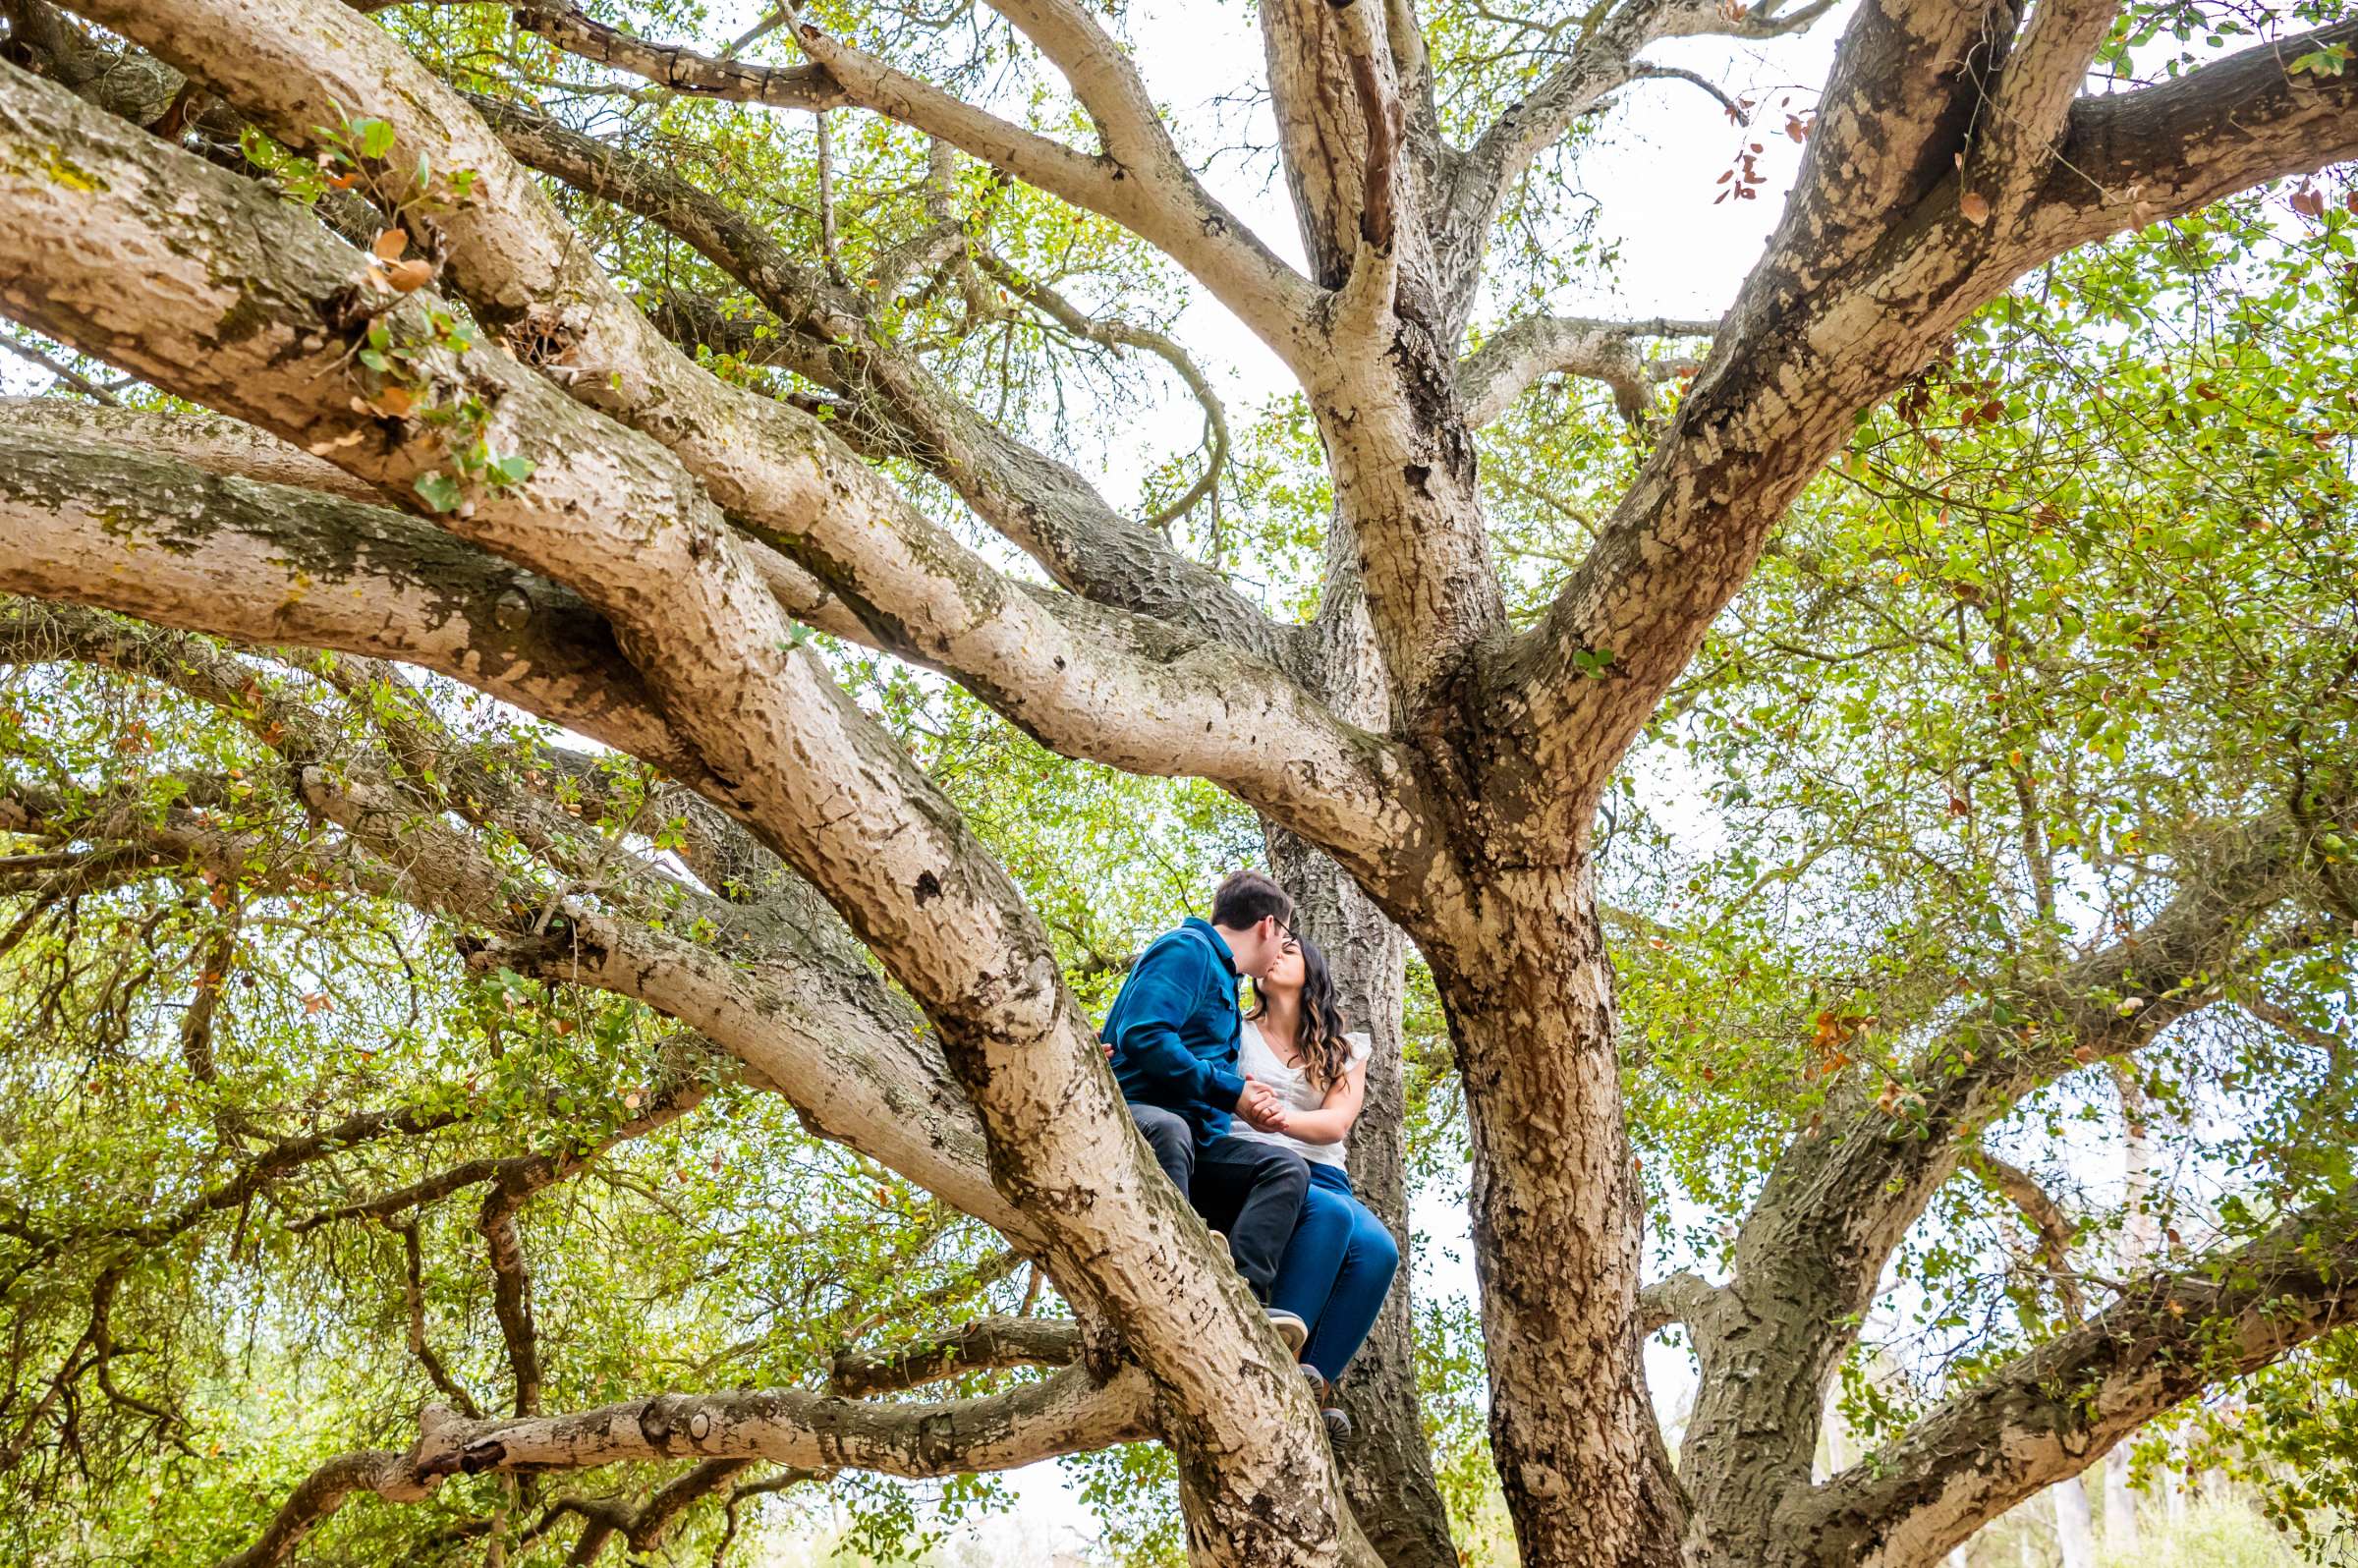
left=1959, top=190, right=1991, bottom=226
left=384, top=258, right=433, bottom=294
left=371, top=228, right=408, bottom=261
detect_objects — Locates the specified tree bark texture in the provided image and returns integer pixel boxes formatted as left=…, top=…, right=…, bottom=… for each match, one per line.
left=2, top=0, right=2356, bottom=1564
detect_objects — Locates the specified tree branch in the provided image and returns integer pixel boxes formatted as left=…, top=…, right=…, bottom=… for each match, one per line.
left=1449, top=0, right=1842, bottom=284
left=474, top=95, right=1276, bottom=654
left=1636, top=1270, right=1719, bottom=1337
left=511, top=2, right=1319, bottom=361
left=828, top=1316, right=1082, bottom=1398
left=1785, top=1200, right=2358, bottom=1567
left=220, top=1368, right=1154, bottom=1568
left=2037, top=16, right=2358, bottom=248
left=394, top=1219, right=482, bottom=1421
left=1677, top=812, right=2323, bottom=1556
left=1455, top=314, right=1716, bottom=424
left=215, top=1446, right=418, bottom=1568
left=1967, top=1148, right=2087, bottom=1323
left=0, top=419, right=721, bottom=785
left=1974, top=1, right=2121, bottom=209
left=1491, top=12, right=2358, bottom=827
left=506, top=4, right=846, bottom=109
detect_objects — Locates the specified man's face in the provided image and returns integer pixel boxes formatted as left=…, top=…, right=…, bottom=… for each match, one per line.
left=1234, top=915, right=1291, bottom=980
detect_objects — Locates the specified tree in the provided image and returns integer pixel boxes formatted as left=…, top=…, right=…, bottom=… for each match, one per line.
left=0, top=0, right=2354, bottom=1564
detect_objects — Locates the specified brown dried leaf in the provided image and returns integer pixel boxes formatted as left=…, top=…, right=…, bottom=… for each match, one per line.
left=1959, top=190, right=1991, bottom=226
left=384, top=258, right=433, bottom=294
left=371, top=227, right=408, bottom=261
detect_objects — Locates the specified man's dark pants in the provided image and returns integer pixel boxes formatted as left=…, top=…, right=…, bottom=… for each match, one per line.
left=1130, top=1104, right=1307, bottom=1302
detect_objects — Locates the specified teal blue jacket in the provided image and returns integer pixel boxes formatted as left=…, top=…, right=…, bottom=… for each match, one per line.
left=1101, top=919, right=1247, bottom=1146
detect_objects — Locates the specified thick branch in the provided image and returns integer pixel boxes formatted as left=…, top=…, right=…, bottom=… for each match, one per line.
left=1786, top=1201, right=2358, bottom=1567
left=2039, top=16, right=2358, bottom=247
left=477, top=96, right=1276, bottom=654
left=0, top=420, right=715, bottom=784
left=512, top=3, right=1319, bottom=361
left=1455, top=314, right=1716, bottom=424
left=1975, top=1, right=2122, bottom=208
left=216, top=1447, right=415, bottom=1568
left=1636, top=1270, right=1720, bottom=1337
left=828, top=1316, right=1082, bottom=1398
left=1677, top=813, right=2318, bottom=1558
left=221, top=1368, right=1151, bottom=1568
left=1495, top=14, right=2358, bottom=827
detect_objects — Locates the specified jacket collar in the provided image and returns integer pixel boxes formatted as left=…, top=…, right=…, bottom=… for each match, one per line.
left=1182, top=916, right=1240, bottom=979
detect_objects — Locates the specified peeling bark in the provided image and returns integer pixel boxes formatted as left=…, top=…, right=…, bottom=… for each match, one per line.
left=4, top=1, right=2354, bottom=1562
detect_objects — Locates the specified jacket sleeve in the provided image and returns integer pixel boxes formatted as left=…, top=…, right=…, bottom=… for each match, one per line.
left=1111, top=939, right=1243, bottom=1110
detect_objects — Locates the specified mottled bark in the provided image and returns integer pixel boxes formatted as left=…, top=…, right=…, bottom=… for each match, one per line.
left=1678, top=816, right=2319, bottom=1565
left=7, top=1, right=2357, bottom=1563
left=1427, top=861, right=1685, bottom=1568
left=1780, top=1200, right=2358, bottom=1567
left=828, top=1317, right=1082, bottom=1398
left=223, top=1370, right=1151, bottom=1568
left=1268, top=547, right=1457, bottom=1568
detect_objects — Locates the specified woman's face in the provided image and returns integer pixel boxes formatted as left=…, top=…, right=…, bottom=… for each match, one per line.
left=1263, top=937, right=1305, bottom=994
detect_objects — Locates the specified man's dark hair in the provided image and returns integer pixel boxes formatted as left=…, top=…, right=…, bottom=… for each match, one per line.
left=1209, top=869, right=1293, bottom=931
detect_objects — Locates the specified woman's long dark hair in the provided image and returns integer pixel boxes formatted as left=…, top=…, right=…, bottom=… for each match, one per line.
left=1248, top=931, right=1354, bottom=1089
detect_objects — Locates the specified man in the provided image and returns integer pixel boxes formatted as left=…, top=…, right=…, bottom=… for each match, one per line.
left=1101, top=870, right=1310, bottom=1350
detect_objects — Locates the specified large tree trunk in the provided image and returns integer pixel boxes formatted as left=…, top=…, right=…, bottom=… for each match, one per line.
left=1269, top=832, right=1456, bottom=1568
left=1266, top=564, right=1457, bottom=1568
left=1429, top=858, right=1683, bottom=1568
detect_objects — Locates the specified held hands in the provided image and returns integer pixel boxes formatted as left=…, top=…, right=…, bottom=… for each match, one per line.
left=1236, top=1075, right=1291, bottom=1135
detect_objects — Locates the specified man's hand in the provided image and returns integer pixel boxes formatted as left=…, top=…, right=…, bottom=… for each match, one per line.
left=1237, top=1076, right=1291, bottom=1135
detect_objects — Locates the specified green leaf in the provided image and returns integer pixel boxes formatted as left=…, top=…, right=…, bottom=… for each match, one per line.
left=2290, top=43, right=2349, bottom=77
left=353, top=118, right=395, bottom=159
left=414, top=471, right=464, bottom=513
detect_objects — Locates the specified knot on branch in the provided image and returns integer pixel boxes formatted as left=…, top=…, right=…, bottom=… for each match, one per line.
left=388, top=1401, right=473, bottom=1498
left=639, top=1392, right=708, bottom=1453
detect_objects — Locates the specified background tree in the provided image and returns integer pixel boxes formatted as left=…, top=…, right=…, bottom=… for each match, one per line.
left=0, top=0, right=2354, bottom=1565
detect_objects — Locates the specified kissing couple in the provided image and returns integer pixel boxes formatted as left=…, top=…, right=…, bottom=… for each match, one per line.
left=1100, top=871, right=1398, bottom=1442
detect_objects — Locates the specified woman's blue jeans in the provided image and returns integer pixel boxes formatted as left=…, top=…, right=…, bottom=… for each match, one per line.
left=1269, top=1163, right=1399, bottom=1383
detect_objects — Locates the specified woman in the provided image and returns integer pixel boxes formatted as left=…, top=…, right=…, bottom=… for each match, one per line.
left=1229, top=929, right=1399, bottom=1440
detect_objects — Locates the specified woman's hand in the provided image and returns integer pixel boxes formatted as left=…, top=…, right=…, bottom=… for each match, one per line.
left=1237, top=1076, right=1292, bottom=1135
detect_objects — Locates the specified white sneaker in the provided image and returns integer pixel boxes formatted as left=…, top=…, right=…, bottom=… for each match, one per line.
left=1266, top=1308, right=1308, bottom=1357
